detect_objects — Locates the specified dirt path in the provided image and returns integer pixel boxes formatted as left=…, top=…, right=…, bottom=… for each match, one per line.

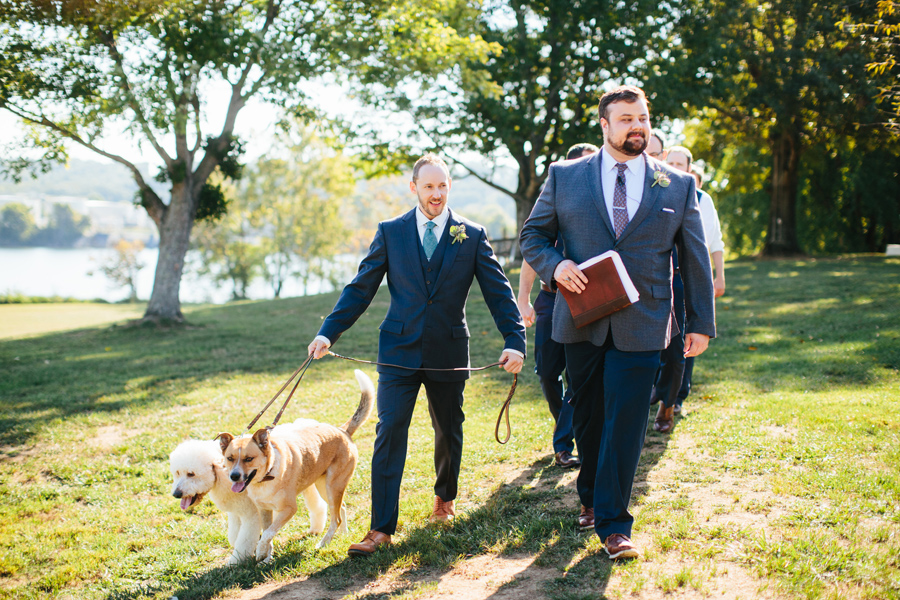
left=222, top=417, right=787, bottom=600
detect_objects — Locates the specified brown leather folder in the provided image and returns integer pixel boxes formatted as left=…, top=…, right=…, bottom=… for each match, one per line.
left=558, top=256, right=633, bottom=328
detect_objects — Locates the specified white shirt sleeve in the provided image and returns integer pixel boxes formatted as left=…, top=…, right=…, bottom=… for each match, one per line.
left=698, top=191, right=725, bottom=254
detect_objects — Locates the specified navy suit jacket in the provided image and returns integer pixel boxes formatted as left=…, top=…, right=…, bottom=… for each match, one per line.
left=318, top=207, right=526, bottom=382
left=520, top=151, right=716, bottom=352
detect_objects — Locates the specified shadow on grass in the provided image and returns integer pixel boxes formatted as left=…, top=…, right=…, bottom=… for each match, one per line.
left=132, top=421, right=670, bottom=600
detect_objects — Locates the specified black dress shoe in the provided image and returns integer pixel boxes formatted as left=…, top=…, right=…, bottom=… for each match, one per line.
left=653, top=403, right=675, bottom=433
left=554, top=451, right=580, bottom=469
left=649, top=386, right=660, bottom=406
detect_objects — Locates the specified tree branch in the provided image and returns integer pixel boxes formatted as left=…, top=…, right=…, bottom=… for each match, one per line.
left=444, top=152, right=517, bottom=200
left=3, top=105, right=167, bottom=224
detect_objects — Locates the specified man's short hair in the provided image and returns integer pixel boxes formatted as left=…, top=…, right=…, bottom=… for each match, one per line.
left=597, top=85, right=648, bottom=122
left=667, top=145, right=693, bottom=167
left=690, top=164, right=704, bottom=187
left=412, top=153, right=450, bottom=182
left=650, top=132, right=666, bottom=149
left=566, top=143, right=600, bottom=160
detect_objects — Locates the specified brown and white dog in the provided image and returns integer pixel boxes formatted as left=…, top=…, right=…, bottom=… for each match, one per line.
left=217, top=369, right=374, bottom=562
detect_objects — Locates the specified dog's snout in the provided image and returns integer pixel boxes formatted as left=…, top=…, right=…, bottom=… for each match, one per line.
left=172, top=488, right=182, bottom=498
left=230, top=470, right=240, bottom=482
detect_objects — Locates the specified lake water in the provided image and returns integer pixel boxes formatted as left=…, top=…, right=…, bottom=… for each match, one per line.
left=0, top=248, right=360, bottom=304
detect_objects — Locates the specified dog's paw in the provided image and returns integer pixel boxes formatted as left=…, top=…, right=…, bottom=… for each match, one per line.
left=306, top=526, right=325, bottom=536
left=256, top=540, right=273, bottom=563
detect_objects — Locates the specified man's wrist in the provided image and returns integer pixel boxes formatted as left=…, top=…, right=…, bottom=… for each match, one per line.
left=503, top=349, right=525, bottom=359
left=314, top=335, right=331, bottom=347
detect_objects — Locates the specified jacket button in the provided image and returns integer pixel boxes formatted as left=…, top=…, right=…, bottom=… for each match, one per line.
left=426, top=280, right=431, bottom=284
left=428, top=300, right=433, bottom=305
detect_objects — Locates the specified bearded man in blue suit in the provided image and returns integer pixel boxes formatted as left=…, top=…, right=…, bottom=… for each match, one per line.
left=308, top=154, right=526, bottom=557
left=520, top=86, right=716, bottom=559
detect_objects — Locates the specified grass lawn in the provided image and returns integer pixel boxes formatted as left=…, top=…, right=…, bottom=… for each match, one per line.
left=0, top=303, right=150, bottom=340
left=0, top=255, right=897, bottom=600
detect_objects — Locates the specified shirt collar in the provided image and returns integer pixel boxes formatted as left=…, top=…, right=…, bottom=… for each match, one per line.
left=601, top=148, right=644, bottom=175
left=416, top=205, right=450, bottom=229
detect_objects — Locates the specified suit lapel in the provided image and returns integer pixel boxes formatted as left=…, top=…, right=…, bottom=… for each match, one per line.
left=401, top=209, right=428, bottom=296
left=587, top=150, right=616, bottom=239
left=430, top=209, right=462, bottom=298
left=618, top=154, right=660, bottom=242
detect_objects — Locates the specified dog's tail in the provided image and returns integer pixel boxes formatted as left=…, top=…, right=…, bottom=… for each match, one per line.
left=340, top=369, right=374, bottom=437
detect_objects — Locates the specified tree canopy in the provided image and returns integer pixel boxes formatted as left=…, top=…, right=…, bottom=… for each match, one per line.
left=0, top=0, right=495, bottom=320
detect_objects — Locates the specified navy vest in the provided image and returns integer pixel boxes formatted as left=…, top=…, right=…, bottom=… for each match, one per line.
left=417, top=224, right=450, bottom=296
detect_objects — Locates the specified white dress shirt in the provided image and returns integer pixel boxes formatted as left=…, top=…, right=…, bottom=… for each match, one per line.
left=415, top=205, right=450, bottom=245
left=697, top=190, right=725, bottom=254
left=600, top=149, right=646, bottom=228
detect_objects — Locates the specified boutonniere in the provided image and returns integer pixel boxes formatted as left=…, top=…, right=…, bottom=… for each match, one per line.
left=449, top=224, right=468, bottom=244
left=652, top=170, right=671, bottom=188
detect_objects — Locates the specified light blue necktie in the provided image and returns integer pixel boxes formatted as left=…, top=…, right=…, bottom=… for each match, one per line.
left=423, top=221, right=438, bottom=260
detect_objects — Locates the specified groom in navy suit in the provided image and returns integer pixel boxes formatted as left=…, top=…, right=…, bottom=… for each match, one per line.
left=308, top=154, right=526, bottom=557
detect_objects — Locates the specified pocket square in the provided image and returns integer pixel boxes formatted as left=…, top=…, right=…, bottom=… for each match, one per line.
left=661, top=207, right=675, bottom=214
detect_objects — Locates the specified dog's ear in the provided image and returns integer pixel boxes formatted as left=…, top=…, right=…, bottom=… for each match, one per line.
left=215, top=432, right=234, bottom=454
left=252, top=428, right=270, bottom=451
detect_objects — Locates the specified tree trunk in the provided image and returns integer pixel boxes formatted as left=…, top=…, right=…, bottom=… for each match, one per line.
left=144, top=184, right=195, bottom=322
left=762, top=129, right=803, bottom=256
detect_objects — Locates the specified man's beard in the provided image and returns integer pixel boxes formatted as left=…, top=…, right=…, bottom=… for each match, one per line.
left=609, top=132, right=648, bottom=157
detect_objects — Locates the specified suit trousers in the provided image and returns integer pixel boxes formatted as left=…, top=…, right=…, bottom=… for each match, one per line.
left=534, top=289, right=576, bottom=454
left=370, top=370, right=466, bottom=535
left=654, top=271, right=686, bottom=408
left=565, top=338, right=660, bottom=539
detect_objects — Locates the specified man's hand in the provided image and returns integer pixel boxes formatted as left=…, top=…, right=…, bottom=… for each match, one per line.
left=553, top=259, right=588, bottom=294
left=499, top=350, right=523, bottom=374
left=307, top=338, right=330, bottom=359
left=714, top=276, right=726, bottom=298
left=683, top=333, right=710, bottom=358
left=518, top=299, right=536, bottom=327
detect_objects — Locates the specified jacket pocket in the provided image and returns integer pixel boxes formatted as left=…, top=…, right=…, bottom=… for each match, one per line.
left=379, top=319, right=404, bottom=334
left=452, top=325, right=470, bottom=339
left=651, top=285, right=672, bottom=299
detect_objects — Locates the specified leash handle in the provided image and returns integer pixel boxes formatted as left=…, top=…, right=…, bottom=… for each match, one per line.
left=494, top=373, right=517, bottom=444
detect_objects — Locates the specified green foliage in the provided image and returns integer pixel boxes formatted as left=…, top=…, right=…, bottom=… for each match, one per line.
left=195, top=182, right=229, bottom=223
left=89, top=239, right=146, bottom=302
left=0, top=202, right=36, bottom=246
left=28, top=203, right=91, bottom=247
left=655, top=0, right=898, bottom=255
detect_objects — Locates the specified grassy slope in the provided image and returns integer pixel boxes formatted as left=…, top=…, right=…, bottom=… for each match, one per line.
left=0, top=256, right=897, bottom=600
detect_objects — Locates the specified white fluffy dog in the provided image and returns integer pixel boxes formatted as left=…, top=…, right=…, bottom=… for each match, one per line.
left=169, top=439, right=262, bottom=564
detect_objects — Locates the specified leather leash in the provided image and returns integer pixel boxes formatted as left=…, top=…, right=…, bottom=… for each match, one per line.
left=245, top=351, right=519, bottom=444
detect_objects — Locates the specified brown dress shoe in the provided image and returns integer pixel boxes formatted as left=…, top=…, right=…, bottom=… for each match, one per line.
left=554, top=451, right=580, bottom=469
left=431, top=496, right=456, bottom=522
left=347, top=530, right=392, bottom=557
left=576, top=506, right=594, bottom=529
left=653, top=403, right=675, bottom=433
left=604, top=533, right=640, bottom=559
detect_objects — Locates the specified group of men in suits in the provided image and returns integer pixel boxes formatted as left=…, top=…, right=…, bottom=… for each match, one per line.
left=308, top=85, right=716, bottom=560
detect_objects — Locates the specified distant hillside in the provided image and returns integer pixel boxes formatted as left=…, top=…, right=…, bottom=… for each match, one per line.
left=0, top=159, right=160, bottom=203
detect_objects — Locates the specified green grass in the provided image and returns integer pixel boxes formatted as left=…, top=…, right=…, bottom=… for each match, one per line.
left=0, top=255, right=898, bottom=599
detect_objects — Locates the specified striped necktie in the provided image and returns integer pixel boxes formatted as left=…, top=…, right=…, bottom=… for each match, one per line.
left=613, top=163, right=629, bottom=238
left=424, top=221, right=438, bottom=260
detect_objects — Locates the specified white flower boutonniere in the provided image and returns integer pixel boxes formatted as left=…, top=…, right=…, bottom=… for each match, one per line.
left=450, top=224, right=468, bottom=244
left=652, top=170, right=671, bottom=188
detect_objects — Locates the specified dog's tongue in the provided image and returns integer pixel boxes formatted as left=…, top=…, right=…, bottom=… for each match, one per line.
left=231, top=481, right=247, bottom=493
left=180, top=495, right=193, bottom=510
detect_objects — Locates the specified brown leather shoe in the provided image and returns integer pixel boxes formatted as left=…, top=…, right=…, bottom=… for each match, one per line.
left=347, top=530, right=391, bottom=557
left=576, top=506, right=594, bottom=530
left=653, top=403, right=675, bottom=433
left=604, top=533, right=640, bottom=559
left=554, top=451, right=580, bottom=469
left=431, top=496, right=456, bottom=522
